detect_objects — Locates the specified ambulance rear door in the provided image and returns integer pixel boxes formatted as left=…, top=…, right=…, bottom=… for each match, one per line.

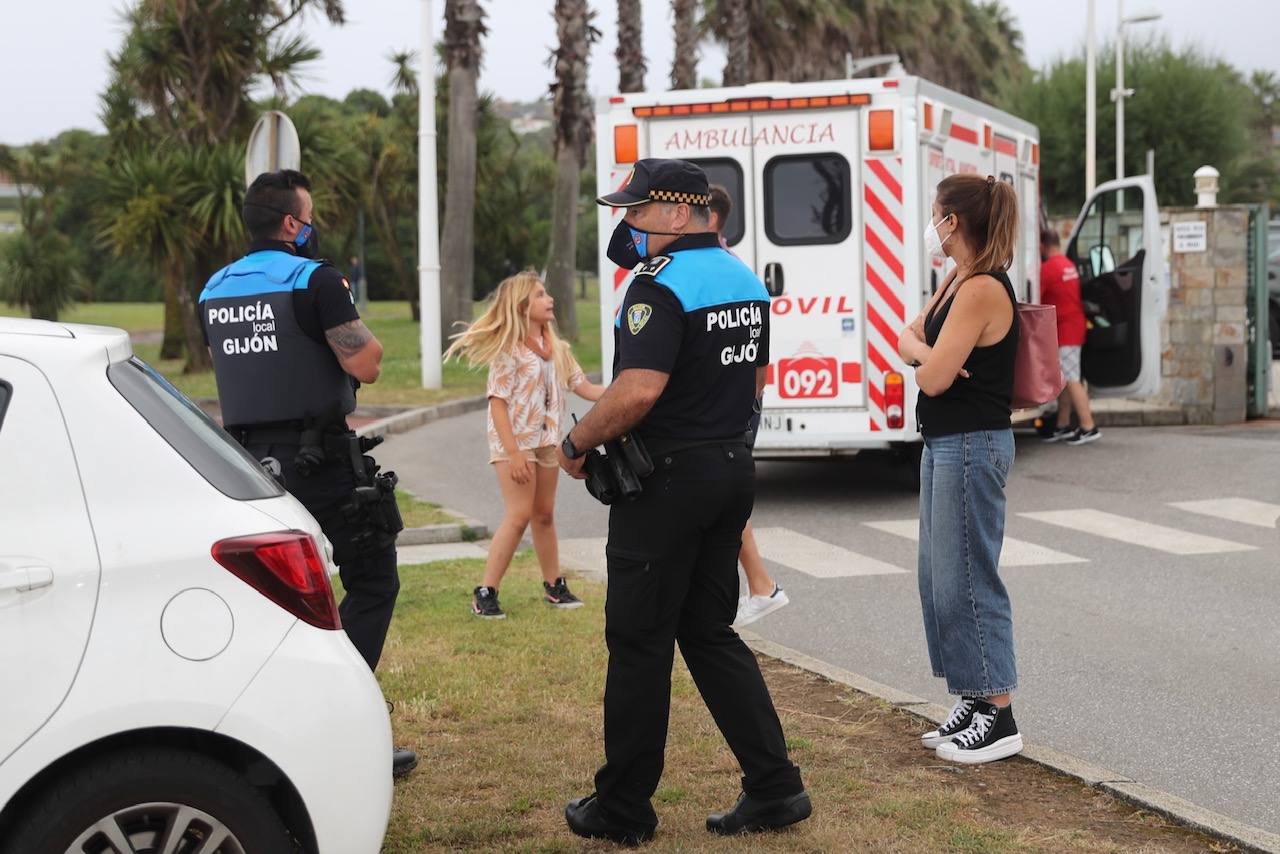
left=751, top=108, right=868, bottom=444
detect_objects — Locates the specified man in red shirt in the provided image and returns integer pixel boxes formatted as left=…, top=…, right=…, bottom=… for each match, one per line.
left=1039, top=229, right=1100, bottom=444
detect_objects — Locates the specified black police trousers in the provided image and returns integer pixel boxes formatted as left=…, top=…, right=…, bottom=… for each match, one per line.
left=594, top=441, right=803, bottom=828
left=243, top=439, right=400, bottom=672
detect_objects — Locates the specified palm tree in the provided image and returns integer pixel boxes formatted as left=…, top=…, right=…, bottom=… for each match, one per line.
left=671, top=0, right=698, bottom=89
left=546, top=0, right=600, bottom=340
left=103, top=0, right=347, bottom=361
left=441, top=0, right=488, bottom=347
left=616, top=0, right=646, bottom=93
left=0, top=144, right=85, bottom=321
left=720, top=0, right=749, bottom=86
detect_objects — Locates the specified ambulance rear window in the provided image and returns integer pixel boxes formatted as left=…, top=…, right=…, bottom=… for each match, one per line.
left=763, top=154, right=852, bottom=246
left=689, top=158, right=745, bottom=246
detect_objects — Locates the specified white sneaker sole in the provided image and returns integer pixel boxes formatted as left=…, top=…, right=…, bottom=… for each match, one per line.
left=547, top=600, right=585, bottom=609
left=935, top=733, right=1023, bottom=764
left=1067, top=431, right=1101, bottom=445
left=733, top=594, right=790, bottom=628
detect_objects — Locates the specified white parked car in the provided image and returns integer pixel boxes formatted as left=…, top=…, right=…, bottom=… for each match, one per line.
left=0, top=319, right=391, bottom=853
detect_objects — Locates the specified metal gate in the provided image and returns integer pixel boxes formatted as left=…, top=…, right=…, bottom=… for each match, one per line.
left=1245, top=204, right=1270, bottom=418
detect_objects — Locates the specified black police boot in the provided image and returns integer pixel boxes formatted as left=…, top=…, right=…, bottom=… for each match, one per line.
left=706, top=790, right=812, bottom=835
left=392, top=746, right=418, bottom=779
left=564, top=793, right=656, bottom=845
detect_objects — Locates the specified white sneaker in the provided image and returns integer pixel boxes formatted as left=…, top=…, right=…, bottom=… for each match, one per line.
left=733, top=585, right=790, bottom=627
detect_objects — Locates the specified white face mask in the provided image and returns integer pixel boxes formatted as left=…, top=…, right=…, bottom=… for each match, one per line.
left=923, top=214, right=952, bottom=258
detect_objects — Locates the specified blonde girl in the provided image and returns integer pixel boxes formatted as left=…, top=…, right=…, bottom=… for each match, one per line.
left=445, top=271, right=604, bottom=618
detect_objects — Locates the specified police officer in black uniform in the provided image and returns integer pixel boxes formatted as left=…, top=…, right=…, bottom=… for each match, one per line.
left=557, top=159, right=812, bottom=843
left=199, top=169, right=416, bottom=779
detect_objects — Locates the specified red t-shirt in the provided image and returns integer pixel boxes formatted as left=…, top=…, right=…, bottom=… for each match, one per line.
left=1039, top=254, right=1086, bottom=346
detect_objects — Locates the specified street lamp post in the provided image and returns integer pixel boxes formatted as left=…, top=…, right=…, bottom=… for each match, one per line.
left=1086, top=0, right=1096, bottom=196
left=1111, top=0, right=1161, bottom=200
left=419, top=0, right=442, bottom=388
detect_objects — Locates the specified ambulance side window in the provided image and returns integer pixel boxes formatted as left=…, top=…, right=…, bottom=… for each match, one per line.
left=689, top=158, right=745, bottom=246
left=763, top=153, right=852, bottom=245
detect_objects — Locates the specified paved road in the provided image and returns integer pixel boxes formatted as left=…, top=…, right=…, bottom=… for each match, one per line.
left=378, top=406, right=1280, bottom=836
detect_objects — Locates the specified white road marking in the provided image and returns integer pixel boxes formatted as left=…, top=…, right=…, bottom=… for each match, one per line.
left=863, top=519, right=1088, bottom=567
left=1169, top=498, right=1280, bottom=530
left=1019, top=509, right=1257, bottom=555
left=751, top=527, right=907, bottom=577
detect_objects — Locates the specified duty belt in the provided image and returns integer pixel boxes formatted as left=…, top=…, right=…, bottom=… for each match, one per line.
left=643, top=433, right=752, bottom=457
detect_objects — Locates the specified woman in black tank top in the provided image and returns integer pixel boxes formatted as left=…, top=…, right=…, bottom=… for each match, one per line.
left=895, top=174, right=1024, bottom=764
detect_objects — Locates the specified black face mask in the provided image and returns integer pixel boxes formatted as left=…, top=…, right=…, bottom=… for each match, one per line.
left=604, top=219, right=683, bottom=269
left=293, top=220, right=319, bottom=259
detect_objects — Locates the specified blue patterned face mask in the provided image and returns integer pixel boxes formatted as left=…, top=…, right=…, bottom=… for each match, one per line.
left=605, top=219, right=683, bottom=269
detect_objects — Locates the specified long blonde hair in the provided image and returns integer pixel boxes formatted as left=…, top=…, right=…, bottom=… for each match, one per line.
left=443, top=271, right=577, bottom=386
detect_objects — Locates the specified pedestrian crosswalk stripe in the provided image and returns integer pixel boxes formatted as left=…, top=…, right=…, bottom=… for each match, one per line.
left=557, top=531, right=907, bottom=579
left=863, top=519, right=1088, bottom=567
left=751, top=527, right=908, bottom=577
left=1169, top=498, right=1280, bottom=530
left=1019, top=509, right=1257, bottom=555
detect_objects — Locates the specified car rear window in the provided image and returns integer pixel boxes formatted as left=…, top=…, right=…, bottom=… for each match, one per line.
left=108, top=357, right=284, bottom=500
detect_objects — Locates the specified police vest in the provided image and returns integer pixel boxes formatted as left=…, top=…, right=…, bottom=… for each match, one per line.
left=616, top=246, right=770, bottom=440
left=199, top=251, right=356, bottom=427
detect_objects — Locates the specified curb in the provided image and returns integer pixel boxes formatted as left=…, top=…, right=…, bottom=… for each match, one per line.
left=735, top=631, right=1280, bottom=854
left=397, top=506, right=489, bottom=546
left=355, top=395, right=490, bottom=441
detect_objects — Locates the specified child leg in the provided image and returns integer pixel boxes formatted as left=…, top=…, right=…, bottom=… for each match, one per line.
left=739, top=521, right=776, bottom=597
left=481, top=460, right=536, bottom=589
left=529, top=460, right=561, bottom=584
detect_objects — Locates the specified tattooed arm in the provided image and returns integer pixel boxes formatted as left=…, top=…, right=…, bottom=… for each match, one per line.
left=324, top=319, right=384, bottom=383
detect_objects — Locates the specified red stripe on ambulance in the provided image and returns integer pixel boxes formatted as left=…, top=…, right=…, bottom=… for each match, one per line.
left=861, top=156, right=907, bottom=431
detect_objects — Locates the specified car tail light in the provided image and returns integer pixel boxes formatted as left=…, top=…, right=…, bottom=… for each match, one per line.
left=885, top=372, right=905, bottom=429
left=212, top=531, right=341, bottom=630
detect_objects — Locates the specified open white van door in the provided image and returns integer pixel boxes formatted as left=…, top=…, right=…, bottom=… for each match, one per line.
left=1065, top=175, right=1164, bottom=397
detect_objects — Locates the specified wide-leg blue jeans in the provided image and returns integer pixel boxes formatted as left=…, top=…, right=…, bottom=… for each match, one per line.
left=917, top=429, right=1017, bottom=697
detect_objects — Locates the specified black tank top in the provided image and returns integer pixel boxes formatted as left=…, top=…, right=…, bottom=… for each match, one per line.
left=916, top=270, right=1019, bottom=437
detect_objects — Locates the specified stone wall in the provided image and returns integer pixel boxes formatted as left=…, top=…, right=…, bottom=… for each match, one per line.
left=1162, top=205, right=1249, bottom=424
left=1044, top=205, right=1250, bottom=425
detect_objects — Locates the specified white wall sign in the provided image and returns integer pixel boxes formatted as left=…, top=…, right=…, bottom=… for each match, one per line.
left=1172, top=221, right=1207, bottom=253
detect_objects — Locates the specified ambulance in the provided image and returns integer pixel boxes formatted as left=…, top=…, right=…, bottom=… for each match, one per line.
left=595, top=75, right=1164, bottom=456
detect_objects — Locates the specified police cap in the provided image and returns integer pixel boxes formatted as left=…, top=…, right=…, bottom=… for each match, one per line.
left=596, top=158, right=711, bottom=208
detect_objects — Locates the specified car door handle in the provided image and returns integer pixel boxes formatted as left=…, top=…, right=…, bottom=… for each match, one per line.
left=0, top=565, right=53, bottom=593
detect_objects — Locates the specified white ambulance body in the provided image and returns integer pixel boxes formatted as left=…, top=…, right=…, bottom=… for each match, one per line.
left=596, top=76, right=1163, bottom=456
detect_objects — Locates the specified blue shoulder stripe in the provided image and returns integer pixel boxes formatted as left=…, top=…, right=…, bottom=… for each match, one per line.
left=650, top=247, right=768, bottom=311
left=199, top=251, right=321, bottom=302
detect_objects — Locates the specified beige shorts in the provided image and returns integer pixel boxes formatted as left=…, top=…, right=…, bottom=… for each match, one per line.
left=490, top=445, right=559, bottom=468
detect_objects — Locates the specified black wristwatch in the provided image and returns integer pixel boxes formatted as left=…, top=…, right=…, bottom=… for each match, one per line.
left=561, top=433, right=586, bottom=460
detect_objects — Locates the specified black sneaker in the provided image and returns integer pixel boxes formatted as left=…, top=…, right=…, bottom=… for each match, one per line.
left=1067, top=427, right=1102, bottom=445
left=1042, top=426, right=1075, bottom=443
left=920, top=695, right=978, bottom=749
left=935, top=700, right=1023, bottom=764
left=472, top=585, right=506, bottom=619
left=544, top=577, right=584, bottom=609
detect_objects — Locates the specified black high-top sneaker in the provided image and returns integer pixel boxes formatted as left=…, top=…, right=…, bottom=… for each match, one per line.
left=920, top=695, right=978, bottom=749
left=471, top=585, right=506, bottom=619
left=935, top=699, right=1023, bottom=764
left=544, top=577, right=584, bottom=609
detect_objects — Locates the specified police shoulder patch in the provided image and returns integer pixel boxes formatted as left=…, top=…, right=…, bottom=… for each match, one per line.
left=626, top=303, right=653, bottom=335
left=634, top=255, right=672, bottom=278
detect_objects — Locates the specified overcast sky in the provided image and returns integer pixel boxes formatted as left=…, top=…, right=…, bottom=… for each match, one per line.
left=3, top=0, right=1277, bottom=146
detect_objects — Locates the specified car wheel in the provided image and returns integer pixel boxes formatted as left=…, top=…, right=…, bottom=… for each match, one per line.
left=1, top=747, right=293, bottom=854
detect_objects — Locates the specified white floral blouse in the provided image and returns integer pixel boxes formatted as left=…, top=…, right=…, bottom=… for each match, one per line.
left=485, top=344, right=587, bottom=458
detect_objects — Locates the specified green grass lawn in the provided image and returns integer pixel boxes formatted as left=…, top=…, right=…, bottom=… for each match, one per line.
left=1, top=282, right=603, bottom=408
left=362, top=558, right=1223, bottom=853
left=395, top=489, right=457, bottom=528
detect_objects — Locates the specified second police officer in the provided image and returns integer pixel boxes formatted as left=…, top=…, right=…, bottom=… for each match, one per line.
left=557, top=159, right=812, bottom=843
left=199, top=169, right=416, bottom=779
